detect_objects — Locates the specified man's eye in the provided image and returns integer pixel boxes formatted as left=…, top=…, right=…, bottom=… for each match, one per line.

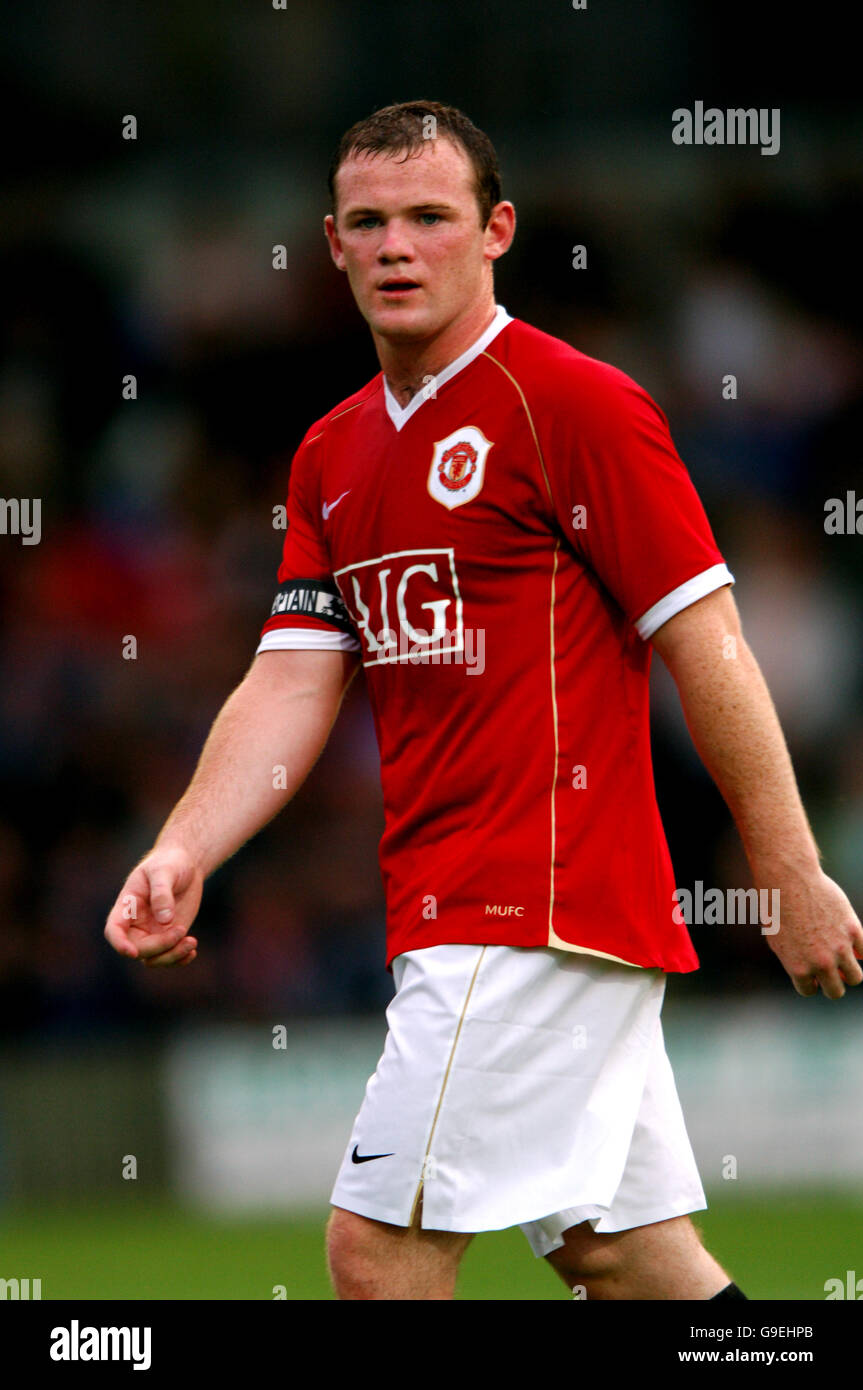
left=419, top=213, right=440, bottom=225
left=356, top=217, right=379, bottom=229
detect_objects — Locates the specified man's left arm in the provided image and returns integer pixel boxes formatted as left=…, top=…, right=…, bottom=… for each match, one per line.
left=651, top=585, right=863, bottom=999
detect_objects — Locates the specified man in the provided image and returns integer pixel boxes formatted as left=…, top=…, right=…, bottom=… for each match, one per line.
left=105, top=101, right=863, bottom=1301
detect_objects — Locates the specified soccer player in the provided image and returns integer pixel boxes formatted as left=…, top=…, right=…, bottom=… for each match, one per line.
left=105, top=101, right=863, bottom=1301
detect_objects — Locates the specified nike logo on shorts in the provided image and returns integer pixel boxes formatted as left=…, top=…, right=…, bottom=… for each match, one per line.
left=351, top=1145, right=394, bottom=1164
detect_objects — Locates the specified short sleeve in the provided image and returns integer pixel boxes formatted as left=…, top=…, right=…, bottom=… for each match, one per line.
left=541, top=360, right=734, bottom=640
left=257, top=430, right=360, bottom=654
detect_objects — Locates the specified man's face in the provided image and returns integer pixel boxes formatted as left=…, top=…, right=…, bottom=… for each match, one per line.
left=324, top=137, right=512, bottom=345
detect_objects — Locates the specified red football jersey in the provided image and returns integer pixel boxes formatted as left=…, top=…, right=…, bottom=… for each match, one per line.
left=258, top=307, right=734, bottom=972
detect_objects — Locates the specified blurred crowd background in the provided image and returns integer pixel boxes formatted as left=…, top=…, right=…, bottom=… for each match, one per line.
left=1, top=0, right=861, bottom=1047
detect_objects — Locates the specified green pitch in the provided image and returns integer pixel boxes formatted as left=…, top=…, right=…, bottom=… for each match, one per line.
left=1, top=1191, right=859, bottom=1299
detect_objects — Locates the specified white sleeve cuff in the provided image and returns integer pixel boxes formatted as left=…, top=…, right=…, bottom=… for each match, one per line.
left=635, top=563, right=735, bottom=641
left=256, top=627, right=361, bottom=654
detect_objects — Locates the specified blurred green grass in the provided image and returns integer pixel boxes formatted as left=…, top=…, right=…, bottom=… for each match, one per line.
left=1, top=1191, right=860, bottom=1299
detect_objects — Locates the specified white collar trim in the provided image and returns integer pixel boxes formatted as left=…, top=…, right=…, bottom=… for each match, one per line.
left=383, top=304, right=512, bottom=432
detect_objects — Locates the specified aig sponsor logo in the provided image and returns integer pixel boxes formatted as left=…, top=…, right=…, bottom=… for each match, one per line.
left=335, top=548, right=465, bottom=668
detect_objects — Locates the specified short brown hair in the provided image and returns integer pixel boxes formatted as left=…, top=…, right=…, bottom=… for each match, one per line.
left=328, top=100, right=502, bottom=227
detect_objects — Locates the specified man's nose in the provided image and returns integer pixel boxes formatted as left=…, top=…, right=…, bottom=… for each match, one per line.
left=377, top=220, right=414, bottom=260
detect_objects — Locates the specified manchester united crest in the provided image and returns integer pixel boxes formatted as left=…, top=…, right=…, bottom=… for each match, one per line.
left=427, top=425, right=494, bottom=510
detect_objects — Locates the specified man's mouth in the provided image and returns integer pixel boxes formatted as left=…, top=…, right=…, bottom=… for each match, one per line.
left=377, top=279, right=421, bottom=296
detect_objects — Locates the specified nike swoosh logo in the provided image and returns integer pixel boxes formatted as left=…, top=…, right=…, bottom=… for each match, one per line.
left=322, top=489, right=350, bottom=520
left=351, top=1145, right=394, bottom=1164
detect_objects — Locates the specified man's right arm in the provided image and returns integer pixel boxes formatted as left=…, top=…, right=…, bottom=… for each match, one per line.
left=104, top=647, right=359, bottom=967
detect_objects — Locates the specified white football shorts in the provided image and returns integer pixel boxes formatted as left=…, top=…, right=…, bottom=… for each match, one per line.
left=329, top=942, right=707, bottom=1256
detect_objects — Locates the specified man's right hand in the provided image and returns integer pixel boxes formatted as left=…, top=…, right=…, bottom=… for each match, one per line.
left=104, top=847, right=202, bottom=968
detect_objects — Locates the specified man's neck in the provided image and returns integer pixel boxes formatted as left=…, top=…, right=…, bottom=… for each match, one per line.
left=377, top=299, right=498, bottom=409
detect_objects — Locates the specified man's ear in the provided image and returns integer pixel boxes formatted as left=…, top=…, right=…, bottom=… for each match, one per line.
left=324, top=213, right=347, bottom=271
left=484, top=201, right=516, bottom=263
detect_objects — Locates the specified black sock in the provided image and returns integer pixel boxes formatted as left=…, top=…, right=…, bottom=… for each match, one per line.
left=711, top=1281, right=748, bottom=1300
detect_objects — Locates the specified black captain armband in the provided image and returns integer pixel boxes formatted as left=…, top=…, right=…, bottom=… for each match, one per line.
left=268, top=579, right=358, bottom=637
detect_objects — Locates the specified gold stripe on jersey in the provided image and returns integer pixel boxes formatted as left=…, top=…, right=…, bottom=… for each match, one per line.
left=481, top=351, right=555, bottom=507
left=481, top=352, right=642, bottom=972
left=305, top=395, right=369, bottom=446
